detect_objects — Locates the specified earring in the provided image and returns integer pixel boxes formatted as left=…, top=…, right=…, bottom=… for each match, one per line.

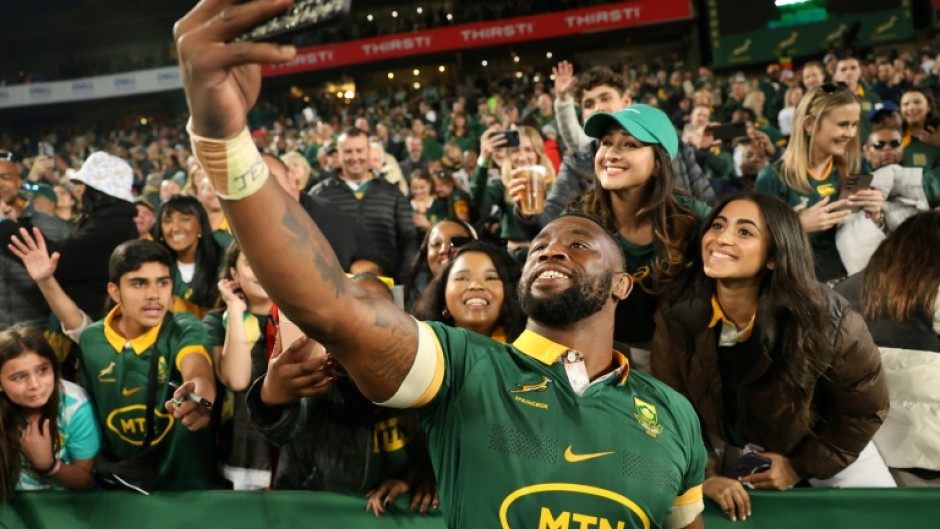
left=197, top=233, right=202, bottom=239
left=442, top=308, right=450, bottom=319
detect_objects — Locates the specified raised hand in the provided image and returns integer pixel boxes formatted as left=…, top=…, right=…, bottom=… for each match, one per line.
left=218, top=278, right=247, bottom=313
left=8, top=227, right=59, bottom=283
left=174, top=0, right=298, bottom=138
left=552, top=60, right=576, bottom=98
left=799, top=196, right=852, bottom=233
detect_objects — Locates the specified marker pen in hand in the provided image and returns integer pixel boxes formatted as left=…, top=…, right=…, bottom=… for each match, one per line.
left=168, top=381, right=213, bottom=409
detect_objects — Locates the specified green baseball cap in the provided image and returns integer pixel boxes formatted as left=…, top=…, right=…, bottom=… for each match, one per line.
left=583, top=104, right=679, bottom=158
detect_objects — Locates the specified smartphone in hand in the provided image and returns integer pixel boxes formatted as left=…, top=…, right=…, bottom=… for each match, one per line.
left=496, top=130, right=521, bottom=148
left=733, top=452, right=772, bottom=477
left=835, top=174, right=874, bottom=213
left=236, top=0, right=352, bottom=42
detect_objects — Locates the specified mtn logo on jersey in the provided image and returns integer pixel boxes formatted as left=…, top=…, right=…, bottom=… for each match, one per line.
left=510, top=375, right=552, bottom=393
left=106, top=405, right=174, bottom=446
left=499, top=483, right=650, bottom=529
left=633, top=397, right=663, bottom=438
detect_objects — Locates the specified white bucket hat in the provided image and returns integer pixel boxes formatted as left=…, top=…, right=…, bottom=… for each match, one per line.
left=71, top=151, right=134, bottom=202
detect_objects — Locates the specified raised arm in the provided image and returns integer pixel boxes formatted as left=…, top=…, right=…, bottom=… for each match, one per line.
left=8, top=227, right=90, bottom=339
left=175, top=0, right=417, bottom=402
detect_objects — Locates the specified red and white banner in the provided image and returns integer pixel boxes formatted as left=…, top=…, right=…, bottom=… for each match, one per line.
left=262, top=0, right=692, bottom=77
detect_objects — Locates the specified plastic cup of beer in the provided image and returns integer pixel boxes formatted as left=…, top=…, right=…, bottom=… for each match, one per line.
left=518, top=165, right=547, bottom=215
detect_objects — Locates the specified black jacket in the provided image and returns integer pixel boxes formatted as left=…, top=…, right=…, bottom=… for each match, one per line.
left=309, top=176, right=417, bottom=282
left=0, top=200, right=137, bottom=321
left=298, top=193, right=370, bottom=271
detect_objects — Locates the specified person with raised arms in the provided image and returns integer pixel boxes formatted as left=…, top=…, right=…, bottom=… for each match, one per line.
left=174, top=2, right=706, bottom=527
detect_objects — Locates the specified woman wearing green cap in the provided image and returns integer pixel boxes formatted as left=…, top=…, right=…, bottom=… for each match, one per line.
left=579, top=104, right=711, bottom=353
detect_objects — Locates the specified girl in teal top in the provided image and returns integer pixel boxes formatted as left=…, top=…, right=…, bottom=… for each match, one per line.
left=756, top=83, right=885, bottom=281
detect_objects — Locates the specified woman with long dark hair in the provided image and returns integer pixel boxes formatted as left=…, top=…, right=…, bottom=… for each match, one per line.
left=578, top=104, right=710, bottom=350
left=899, top=87, right=940, bottom=170
left=153, top=195, right=222, bottom=318
left=836, top=210, right=940, bottom=351
left=0, top=327, right=99, bottom=500
left=412, top=241, right=524, bottom=342
left=652, top=192, right=892, bottom=522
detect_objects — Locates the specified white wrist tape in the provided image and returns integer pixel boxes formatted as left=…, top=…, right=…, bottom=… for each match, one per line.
left=188, top=120, right=268, bottom=200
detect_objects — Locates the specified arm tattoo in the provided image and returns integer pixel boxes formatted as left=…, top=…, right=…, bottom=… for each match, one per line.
left=280, top=202, right=346, bottom=298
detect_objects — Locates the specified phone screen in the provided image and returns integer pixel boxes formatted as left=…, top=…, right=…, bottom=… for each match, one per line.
left=835, top=174, right=874, bottom=212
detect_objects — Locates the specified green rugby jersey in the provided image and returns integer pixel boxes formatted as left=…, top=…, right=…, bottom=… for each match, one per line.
left=756, top=161, right=842, bottom=265
left=78, top=306, right=219, bottom=490
left=415, top=322, right=706, bottom=529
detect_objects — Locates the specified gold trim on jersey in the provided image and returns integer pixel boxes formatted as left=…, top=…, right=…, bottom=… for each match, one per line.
left=673, top=484, right=703, bottom=506
left=103, top=306, right=162, bottom=355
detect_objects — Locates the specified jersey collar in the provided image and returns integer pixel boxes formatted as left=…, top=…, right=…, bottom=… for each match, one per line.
left=512, top=329, right=630, bottom=385
left=104, top=305, right=163, bottom=355
left=708, top=294, right=755, bottom=343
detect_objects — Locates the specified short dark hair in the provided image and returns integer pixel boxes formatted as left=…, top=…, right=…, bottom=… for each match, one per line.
left=572, top=66, right=628, bottom=103
left=338, top=127, right=368, bottom=143
left=109, top=239, right=173, bottom=284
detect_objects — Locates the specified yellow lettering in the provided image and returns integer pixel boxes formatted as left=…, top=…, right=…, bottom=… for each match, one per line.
left=539, top=507, right=570, bottom=529
left=120, top=418, right=137, bottom=433
left=572, top=513, right=598, bottom=529
left=598, top=519, right=626, bottom=529
left=514, top=395, right=549, bottom=409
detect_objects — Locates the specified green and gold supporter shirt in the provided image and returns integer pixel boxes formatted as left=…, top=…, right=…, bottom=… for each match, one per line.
left=78, top=306, right=219, bottom=490
left=411, top=322, right=706, bottom=529
left=755, top=160, right=841, bottom=268
left=902, top=132, right=940, bottom=170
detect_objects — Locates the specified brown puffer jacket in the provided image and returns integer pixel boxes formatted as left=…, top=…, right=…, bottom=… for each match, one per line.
left=651, top=286, right=889, bottom=480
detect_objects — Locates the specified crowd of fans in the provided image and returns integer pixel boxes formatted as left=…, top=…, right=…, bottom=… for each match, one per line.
left=0, top=38, right=939, bottom=523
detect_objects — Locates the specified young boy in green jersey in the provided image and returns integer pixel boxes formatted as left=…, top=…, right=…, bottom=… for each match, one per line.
left=78, top=239, right=218, bottom=490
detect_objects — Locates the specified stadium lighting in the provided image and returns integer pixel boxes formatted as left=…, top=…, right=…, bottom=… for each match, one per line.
left=392, top=10, right=398, bottom=18
left=513, top=56, right=520, bottom=63
left=387, top=72, right=395, bottom=79
left=413, top=69, right=420, bottom=76
left=533, top=75, right=541, bottom=83
left=366, top=14, right=373, bottom=21
left=481, top=60, right=488, bottom=67
left=413, top=82, right=421, bottom=90
left=446, top=13, right=453, bottom=21
left=336, top=92, right=343, bottom=98
left=417, top=7, right=423, bottom=14
left=516, top=71, right=523, bottom=79
left=438, top=65, right=446, bottom=72
left=775, top=0, right=811, bottom=5
left=140, top=118, right=148, bottom=125
left=546, top=51, right=553, bottom=59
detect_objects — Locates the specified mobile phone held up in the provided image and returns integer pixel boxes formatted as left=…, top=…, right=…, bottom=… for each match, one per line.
left=835, top=174, right=874, bottom=213
left=497, top=130, right=521, bottom=148
left=236, top=0, right=352, bottom=42
left=710, top=121, right=748, bottom=142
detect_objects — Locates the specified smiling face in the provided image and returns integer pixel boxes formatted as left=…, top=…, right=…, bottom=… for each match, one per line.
left=107, top=261, right=173, bottom=339
left=865, top=128, right=904, bottom=169
left=595, top=125, right=657, bottom=193
left=580, top=84, right=630, bottom=121
left=338, top=133, right=371, bottom=183
left=0, top=351, right=55, bottom=413
left=901, top=90, right=930, bottom=128
left=519, top=216, right=631, bottom=327
left=160, top=209, right=201, bottom=262
left=808, top=103, right=861, bottom=159
left=701, top=199, right=772, bottom=282
left=444, top=252, right=505, bottom=336
left=426, top=221, right=472, bottom=277
left=802, top=64, right=825, bottom=91
left=0, top=160, right=22, bottom=205
left=509, top=133, right=538, bottom=168
left=410, top=176, right=431, bottom=201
